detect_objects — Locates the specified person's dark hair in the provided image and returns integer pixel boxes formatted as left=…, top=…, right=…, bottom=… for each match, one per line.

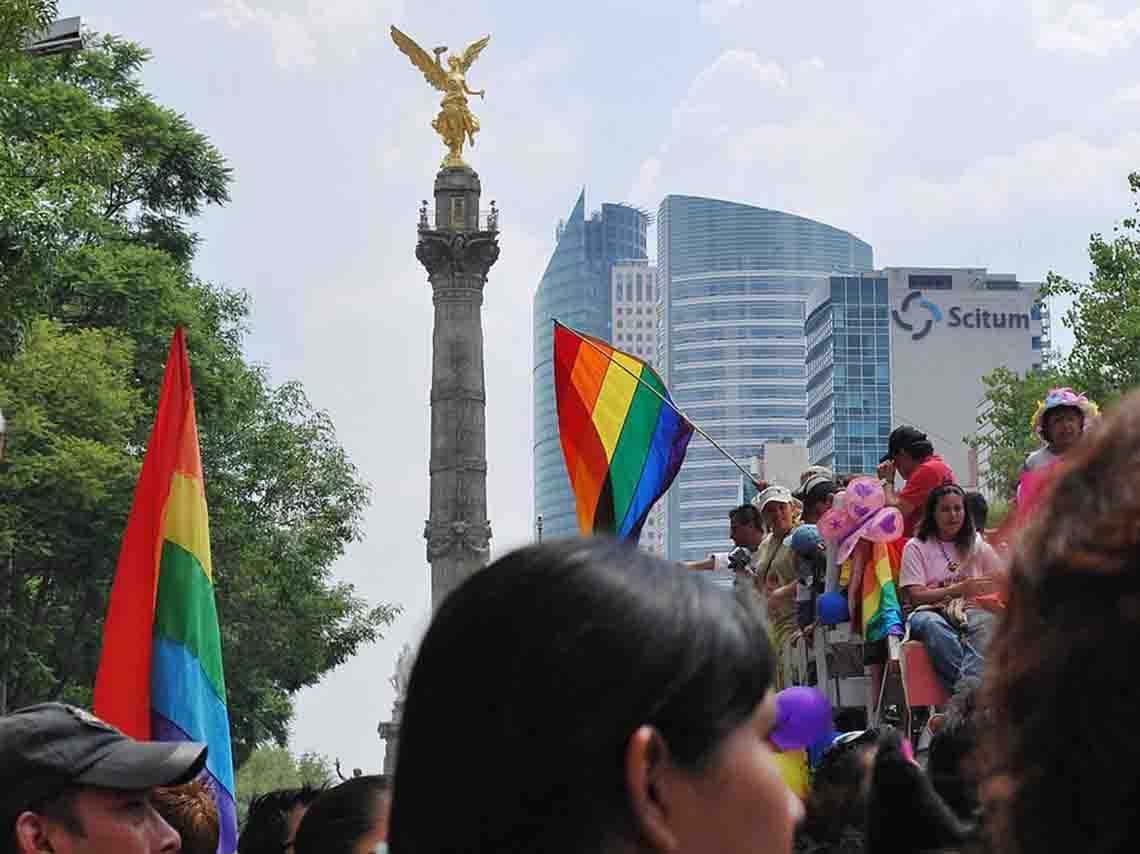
left=803, top=481, right=840, bottom=517
left=728, top=503, right=761, bottom=528
left=928, top=678, right=983, bottom=821
left=916, top=483, right=976, bottom=552
left=982, top=389, right=1140, bottom=854
left=388, top=539, right=774, bottom=854
left=294, top=776, right=390, bottom=854
left=799, top=729, right=878, bottom=843
left=153, top=781, right=220, bottom=854
left=239, top=786, right=324, bottom=854
left=964, top=491, right=988, bottom=532
left=7, top=787, right=84, bottom=854
left=1041, top=404, right=1083, bottom=443
left=906, top=440, right=935, bottom=462
left=866, top=729, right=972, bottom=854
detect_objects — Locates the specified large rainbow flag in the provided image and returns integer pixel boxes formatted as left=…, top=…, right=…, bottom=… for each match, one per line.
left=852, top=541, right=904, bottom=642
left=94, top=328, right=236, bottom=854
left=554, top=321, right=693, bottom=538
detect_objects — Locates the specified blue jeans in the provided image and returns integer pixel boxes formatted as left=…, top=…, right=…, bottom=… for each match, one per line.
left=908, top=607, right=997, bottom=694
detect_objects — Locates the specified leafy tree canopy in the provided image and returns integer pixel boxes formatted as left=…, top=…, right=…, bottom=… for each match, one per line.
left=0, top=23, right=397, bottom=764
left=971, top=173, right=1140, bottom=496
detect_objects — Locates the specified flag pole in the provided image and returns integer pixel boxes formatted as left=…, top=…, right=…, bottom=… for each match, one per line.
left=557, top=321, right=764, bottom=489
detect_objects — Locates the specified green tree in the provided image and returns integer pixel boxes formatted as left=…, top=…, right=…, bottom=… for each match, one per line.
left=234, top=746, right=333, bottom=824
left=0, top=31, right=396, bottom=762
left=971, top=173, right=1140, bottom=497
left=0, top=0, right=56, bottom=69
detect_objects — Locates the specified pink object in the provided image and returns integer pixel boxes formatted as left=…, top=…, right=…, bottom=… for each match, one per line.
left=818, top=476, right=904, bottom=564
left=900, top=640, right=949, bottom=710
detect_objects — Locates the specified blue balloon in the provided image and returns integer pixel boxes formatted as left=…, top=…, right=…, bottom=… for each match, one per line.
left=818, top=591, right=850, bottom=626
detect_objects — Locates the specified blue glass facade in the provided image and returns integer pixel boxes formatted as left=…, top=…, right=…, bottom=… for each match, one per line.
left=659, top=196, right=873, bottom=561
left=533, top=192, right=648, bottom=539
left=806, top=275, right=892, bottom=476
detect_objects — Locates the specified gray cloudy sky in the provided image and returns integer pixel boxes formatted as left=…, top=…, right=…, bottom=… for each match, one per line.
left=67, top=0, right=1137, bottom=770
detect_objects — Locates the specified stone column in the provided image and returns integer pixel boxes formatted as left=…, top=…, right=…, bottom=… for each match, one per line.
left=416, top=166, right=500, bottom=611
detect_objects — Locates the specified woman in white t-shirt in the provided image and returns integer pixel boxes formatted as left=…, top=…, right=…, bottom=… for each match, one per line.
left=899, top=483, right=1002, bottom=694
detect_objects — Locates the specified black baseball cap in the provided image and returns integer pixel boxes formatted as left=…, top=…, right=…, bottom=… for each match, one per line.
left=884, top=426, right=929, bottom=460
left=0, top=703, right=207, bottom=830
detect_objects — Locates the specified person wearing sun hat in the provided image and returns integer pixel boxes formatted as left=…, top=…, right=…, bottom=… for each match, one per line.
left=1018, top=387, right=1100, bottom=516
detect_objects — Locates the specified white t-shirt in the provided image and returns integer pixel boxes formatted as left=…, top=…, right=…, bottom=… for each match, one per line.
left=899, top=533, right=1001, bottom=591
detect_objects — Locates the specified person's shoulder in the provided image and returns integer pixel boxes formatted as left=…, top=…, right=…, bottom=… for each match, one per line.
left=1024, top=446, right=1055, bottom=470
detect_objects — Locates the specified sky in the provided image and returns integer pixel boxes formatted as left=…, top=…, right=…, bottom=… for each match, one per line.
left=65, top=0, right=1140, bottom=771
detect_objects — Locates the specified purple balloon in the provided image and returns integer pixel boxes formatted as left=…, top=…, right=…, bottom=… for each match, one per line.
left=771, top=687, right=832, bottom=751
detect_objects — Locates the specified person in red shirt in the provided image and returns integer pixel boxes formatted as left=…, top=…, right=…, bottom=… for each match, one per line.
left=876, top=426, right=957, bottom=540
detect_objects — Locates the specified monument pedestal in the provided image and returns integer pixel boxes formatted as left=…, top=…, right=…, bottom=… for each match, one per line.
left=416, top=166, right=500, bottom=611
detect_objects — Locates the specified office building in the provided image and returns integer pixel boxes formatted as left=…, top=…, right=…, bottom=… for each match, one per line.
left=658, top=195, right=873, bottom=561
left=533, top=192, right=649, bottom=540
left=806, top=267, right=1050, bottom=488
left=610, top=259, right=665, bottom=554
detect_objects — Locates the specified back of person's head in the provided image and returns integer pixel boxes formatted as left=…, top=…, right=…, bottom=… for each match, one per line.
left=294, top=776, right=391, bottom=854
left=388, top=539, right=774, bottom=854
left=964, top=492, right=989, bottom=533
left=928, top=678, right=982, bottom=821
left=800, top=729, right=878, bottom=842
left=983, top=389, right=1140, bottom=854
left=152, top=781, right=220, bottom=854
left=866, top=729, right=971, bottom=854
left=239, top=786, right=323, bottom=854
left=917, top=482, right=976, bottom=550
left=728, top=502, right=761, bottom=528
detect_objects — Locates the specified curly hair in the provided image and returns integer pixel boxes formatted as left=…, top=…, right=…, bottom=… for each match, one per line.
left=982, top=389, right=1140, bottom=854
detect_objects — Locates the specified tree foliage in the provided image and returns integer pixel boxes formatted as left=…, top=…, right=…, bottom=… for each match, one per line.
left=0, top=30, right=396, bottom=763
left=971, top=173, right=1140, bottom=496
left=234, top=746, right=333, bottom=824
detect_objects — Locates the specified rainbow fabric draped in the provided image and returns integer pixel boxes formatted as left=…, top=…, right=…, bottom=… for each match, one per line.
left=852, top=541, right=904, bottom=642
left=94, top=328, right=236, bottom=854
left=553, top=321, right=693, bottom=539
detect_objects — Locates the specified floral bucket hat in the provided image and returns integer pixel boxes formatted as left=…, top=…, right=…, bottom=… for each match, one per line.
left=1030, top=387, right=1099, bottom=439
left=818, top=476, right=904, bottom=565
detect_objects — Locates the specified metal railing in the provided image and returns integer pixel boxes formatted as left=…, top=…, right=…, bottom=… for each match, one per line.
left=418, top=204, right=500, bottom=232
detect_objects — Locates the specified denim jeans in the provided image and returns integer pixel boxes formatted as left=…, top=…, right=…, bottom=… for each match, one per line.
left=908, top=607, right=997, bottom=694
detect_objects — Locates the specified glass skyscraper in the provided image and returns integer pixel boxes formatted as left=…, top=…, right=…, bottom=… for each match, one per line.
left=658, top=195, right=873, bottom=561
left=533, top=191, right=648, bottom=540
left=806, top=275, right=892, bottom=475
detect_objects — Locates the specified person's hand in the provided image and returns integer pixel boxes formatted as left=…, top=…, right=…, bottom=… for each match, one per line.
left=876, top=460, right=896, bottom=482
left=958, top=576, right=995, bottom=598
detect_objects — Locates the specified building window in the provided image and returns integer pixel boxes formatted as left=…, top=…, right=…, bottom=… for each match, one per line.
left=617, top=282, right=623, bottom=301
left=908, top=274, right=952, bottom=290
left=1031, top=336, right=1042, bottom=350
left=636, top=275, right=643, bottom=300
left=617, top=320, right=623, bottom=328
left=1031, top=304, right=1042, bottom=320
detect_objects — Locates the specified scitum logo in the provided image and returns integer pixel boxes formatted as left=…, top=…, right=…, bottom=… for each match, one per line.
left=891, top=290, right=1032, bottom=341
left=891, top=291, right=943, bottom=341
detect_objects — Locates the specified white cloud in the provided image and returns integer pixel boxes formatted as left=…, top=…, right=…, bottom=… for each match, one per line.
left=1110, top=81, right=1140, bottom=105
left=201, top=0, right=400, bottom=69
left=1035, top=2, right=1140, bottom=56
left=698, top=0, right=748, bottom=26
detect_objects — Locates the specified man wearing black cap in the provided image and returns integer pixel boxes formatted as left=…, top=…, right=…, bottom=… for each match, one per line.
left=1, top=702, right=208, bottom=854
left=876, top=425, right=956, bottom=539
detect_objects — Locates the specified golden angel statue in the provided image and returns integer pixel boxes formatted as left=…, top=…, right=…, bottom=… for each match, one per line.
left=390, top=27, right=490, bottom=169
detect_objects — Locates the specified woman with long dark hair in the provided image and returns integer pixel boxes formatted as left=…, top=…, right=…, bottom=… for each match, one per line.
left=899, top=483, right=1002, bottom=694
left=388, top=539, right=802, bottom=854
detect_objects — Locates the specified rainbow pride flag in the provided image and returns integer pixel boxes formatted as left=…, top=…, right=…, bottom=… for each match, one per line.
left=554, top=321, right=693, bottom=538
left=854, top=541, right=904, bottom=642
left=94, top=328, right=236, bottom=854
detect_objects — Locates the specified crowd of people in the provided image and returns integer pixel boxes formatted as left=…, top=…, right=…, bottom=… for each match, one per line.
left=2, top=384, right=1134, bottom=854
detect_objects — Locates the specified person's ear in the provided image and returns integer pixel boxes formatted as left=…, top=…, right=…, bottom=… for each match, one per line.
left=625, top=725, right=682, bottom=851
left=14, top=812, right=55, bottom=854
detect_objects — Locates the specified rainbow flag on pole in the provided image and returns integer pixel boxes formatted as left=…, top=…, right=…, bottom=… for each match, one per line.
left=554, top=321, right=693, bottom=538
left=94, top=328, right=236, bottom=854
left=855, top=541, right=904, bottom=642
